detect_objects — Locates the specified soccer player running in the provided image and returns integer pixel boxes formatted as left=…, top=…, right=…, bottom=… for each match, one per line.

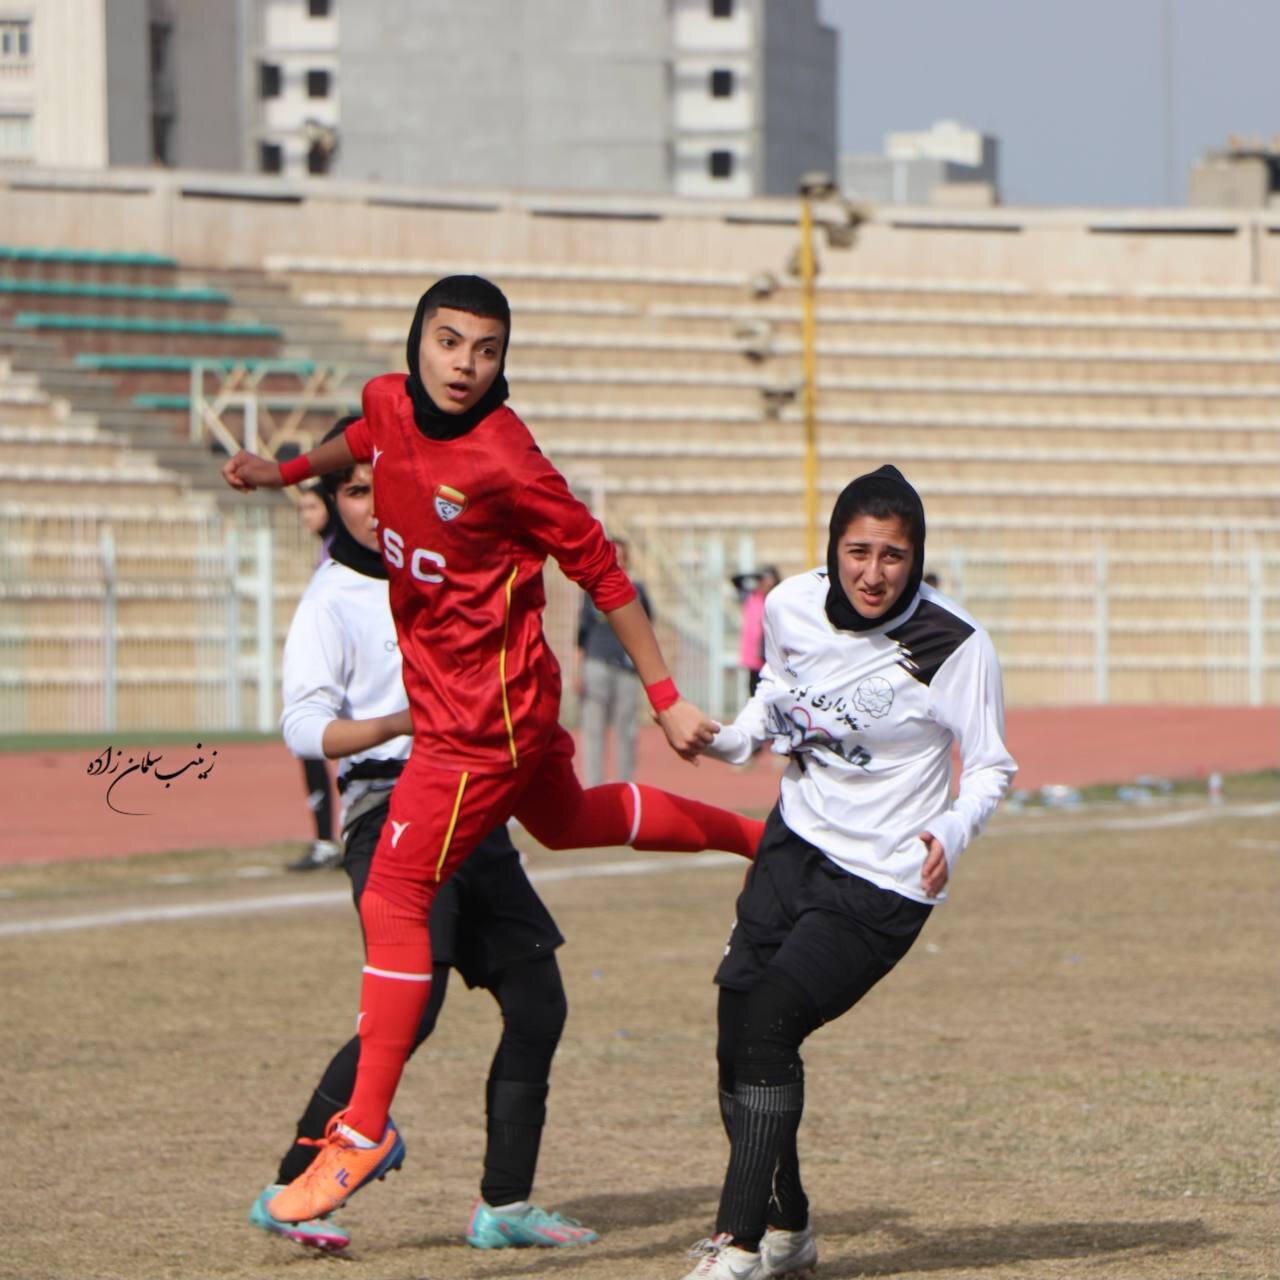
left=247, top=420, right=597, bottom=1252
left=683, top=466, right=1016, bottom=1280
left=222, top=275, right=764, bottom=1227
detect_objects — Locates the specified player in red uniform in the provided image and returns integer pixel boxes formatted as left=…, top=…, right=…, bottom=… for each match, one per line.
left=222, top=275, right=763, bottom=1226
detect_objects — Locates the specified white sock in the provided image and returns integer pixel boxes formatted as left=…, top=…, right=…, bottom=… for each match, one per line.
left=490, top=1200, right=531, bottom=1215
left=336, top=1121, right=378, bottom=1149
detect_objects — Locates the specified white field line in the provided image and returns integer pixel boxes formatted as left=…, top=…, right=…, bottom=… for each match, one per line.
left=3, top=801, right=1277, bottom=940
left=985, top=799, right=1280, bottom=837
left=0, top=852, right=741, bottom=939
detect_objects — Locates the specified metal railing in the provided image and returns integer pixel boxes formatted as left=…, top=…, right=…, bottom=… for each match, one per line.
left=2, top=502, right=1276, bottom=737
left=187, top=360, right=371, bottom=458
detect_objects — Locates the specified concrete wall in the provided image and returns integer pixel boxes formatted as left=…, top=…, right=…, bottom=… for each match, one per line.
left=251, top=0, right=337, bottom=178
left=843, top=154, right=948, bottom=205
left=103, top=0, right=150, bottom=167
left=336, top=0, right=670, bottom=193
left=671, top=0, right=755, bottom=197
left=30, top=0, right=108, bottom=167
left=169, top=0, right=243, bottom=171
left=760, top=0, right=836, bottom=196
left=1, top=167, right=1278, bottom=292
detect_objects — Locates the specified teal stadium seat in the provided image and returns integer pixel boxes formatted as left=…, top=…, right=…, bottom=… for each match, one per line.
left=12, top=312, right=282, bottom=358
left=0, top=277, right=229, bottom=321
left=0, top=245, right=178, bottom=285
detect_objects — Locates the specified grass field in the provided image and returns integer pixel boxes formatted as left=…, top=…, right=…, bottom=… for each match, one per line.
left=5, top=781, right=1278, bottom=1280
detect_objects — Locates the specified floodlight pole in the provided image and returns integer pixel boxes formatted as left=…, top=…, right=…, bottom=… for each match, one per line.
left=799, top=191, right=819, bottom=567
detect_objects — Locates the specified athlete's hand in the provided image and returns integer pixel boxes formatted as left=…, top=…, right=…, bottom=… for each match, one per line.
left=222, top=449, right=282, bottom=492
left=656, top=698, right=719, bottom=763
left=920, top=831, right=949, bottom=898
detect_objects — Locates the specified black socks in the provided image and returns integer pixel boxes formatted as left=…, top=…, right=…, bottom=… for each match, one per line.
left=481, top=1078, right=549, bottom=1206
left=716, top=1080, right=805, bottom=1252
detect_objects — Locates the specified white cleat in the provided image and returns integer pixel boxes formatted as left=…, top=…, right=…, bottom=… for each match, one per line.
left=681, top=1233, right=767, bottom=1280
left=760, top=1224, right=818, bottom=1277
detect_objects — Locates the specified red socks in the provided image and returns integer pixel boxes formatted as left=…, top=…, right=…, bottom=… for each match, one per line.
left=624, top=783, right=763, bottom=857
left=519, top=781, right=763, bottom=859
left=344, top=888, right=433, bottom=1141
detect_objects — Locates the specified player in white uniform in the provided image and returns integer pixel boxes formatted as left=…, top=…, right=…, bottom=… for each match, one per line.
left=249, top=421, right=597, bottom=1254
left=682, top=465, right=1016, bottom=1280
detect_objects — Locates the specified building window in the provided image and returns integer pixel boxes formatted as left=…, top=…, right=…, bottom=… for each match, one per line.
left=306, top=69, right=331, bottom=98
left=710, top=0, right=733, bottom=17
left=710, top=68, right=733, bottom=98
left=0, top=19, right=32, bottom=60
left=709, top=149, right=734, bottom=179
left=260, top=142, right=283, bottom=174
left=259, top=62, right=281, bottom=99
left=149, top=22, right=170, bottom=77
left=308, top=0, right=332, bottom=15
left=151, top=115, right=173, bottom=166
left=0, top=112, right=33, bottom=158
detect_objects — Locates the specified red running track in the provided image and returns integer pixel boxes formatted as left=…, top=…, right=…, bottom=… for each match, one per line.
left=6, top=706, right=1277, bottom=865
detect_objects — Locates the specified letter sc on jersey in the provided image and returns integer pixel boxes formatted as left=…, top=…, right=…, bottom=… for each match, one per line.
left=381, top=527, right=446, bottom=584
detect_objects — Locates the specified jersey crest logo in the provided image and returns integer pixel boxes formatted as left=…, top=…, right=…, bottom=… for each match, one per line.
left=433, top=484, right=468, bottom=522
left=852, top=675, right=894, bottom=719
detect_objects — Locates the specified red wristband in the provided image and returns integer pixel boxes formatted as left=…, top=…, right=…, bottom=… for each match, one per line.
left=279, top=455, right=314, bottom=486
left=645, top=677, right=680, bottom=713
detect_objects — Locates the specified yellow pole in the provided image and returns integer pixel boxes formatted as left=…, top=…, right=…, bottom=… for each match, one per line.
left=799, top=194, right=819, bottom=567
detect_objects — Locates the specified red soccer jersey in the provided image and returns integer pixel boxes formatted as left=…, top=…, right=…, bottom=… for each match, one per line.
left=346, top=374, right=636, bottom=772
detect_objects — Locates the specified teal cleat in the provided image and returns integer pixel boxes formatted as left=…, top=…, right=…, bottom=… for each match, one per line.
left=249, top=1183, right=350, bottom=1252
left=466, top=1199, right=600, bottom=1249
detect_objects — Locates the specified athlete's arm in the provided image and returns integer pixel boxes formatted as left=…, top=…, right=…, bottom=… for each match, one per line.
left=921, top=629, right=1017, bottom=872
left=919, top=832, right=948, bottom=898
left=604, top=596, right=717, bottom=761
left=320, top=708, right=413, bottom=760
left=221, top=432, right=357, bottom=492
left=512, top=453, right=717, bottom=760
left=700, top=666, right=773, bottom=764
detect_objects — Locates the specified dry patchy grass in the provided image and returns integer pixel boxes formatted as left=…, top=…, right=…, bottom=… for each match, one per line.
left=4, top=796, right=1277, bottom=1279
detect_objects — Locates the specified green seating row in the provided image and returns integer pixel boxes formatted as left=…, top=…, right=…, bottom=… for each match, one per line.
left=0, top=246, right=177, bottom=268
left=0, top=277, right=228, bottom=304
left=134, top=392, right=359, bottom=411
left=14, top=312, right=281, bottom=337
left=77, top=354, right=317, bottom=374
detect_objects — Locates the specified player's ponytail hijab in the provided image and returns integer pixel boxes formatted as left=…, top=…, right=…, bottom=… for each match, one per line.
left=824, top=464, right=926, bottom=632
left=404, top=274, right=512, bottom=440
left=318, top=416, right=387, bottom=580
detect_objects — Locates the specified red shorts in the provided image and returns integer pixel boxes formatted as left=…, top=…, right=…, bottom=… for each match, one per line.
left=366, top=725, right=583, bottom=912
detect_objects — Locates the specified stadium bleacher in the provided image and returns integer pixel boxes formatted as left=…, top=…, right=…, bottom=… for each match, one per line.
left=1, top=185, right=1277, bottom=724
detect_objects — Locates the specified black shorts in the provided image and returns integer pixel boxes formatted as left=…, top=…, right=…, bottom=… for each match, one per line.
left=343, top=799, right=564, bottom=990
left=715, top=804, right=932, bottom=1023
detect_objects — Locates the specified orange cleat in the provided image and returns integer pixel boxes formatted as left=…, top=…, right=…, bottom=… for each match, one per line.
left=266, top=1112, right=404, bottom=1224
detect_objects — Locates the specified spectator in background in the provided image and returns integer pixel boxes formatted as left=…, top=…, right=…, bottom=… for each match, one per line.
left=297, top=483, right=332, bottom=553
left=291, top=477, right=341, bottom=871
left=732, top=566, right=780, bottom=696
left=576, top=538, right=652, bottom=787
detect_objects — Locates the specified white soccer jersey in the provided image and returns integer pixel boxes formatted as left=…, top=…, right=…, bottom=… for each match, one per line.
left=280, top=559, right=411, bottom=826
left=708, top=572, right=1016, bottom=904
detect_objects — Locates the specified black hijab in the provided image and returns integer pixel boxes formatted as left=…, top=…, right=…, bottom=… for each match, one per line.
left=319, top=417, right=387, bottom=580
left=824, top=464, right=926, bottom=632
left=404, top=275, right=511, bottom=440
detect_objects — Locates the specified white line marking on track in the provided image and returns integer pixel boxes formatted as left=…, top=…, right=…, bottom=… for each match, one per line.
left=4, top=801, right=1276, bottom=940
left=0, top=852, right=743, bottom=938
left=985, top=800, right=1280, bottom=837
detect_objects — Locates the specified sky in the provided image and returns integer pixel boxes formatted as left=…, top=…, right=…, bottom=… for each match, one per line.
left=816, top=0, right=1280, bottom=208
